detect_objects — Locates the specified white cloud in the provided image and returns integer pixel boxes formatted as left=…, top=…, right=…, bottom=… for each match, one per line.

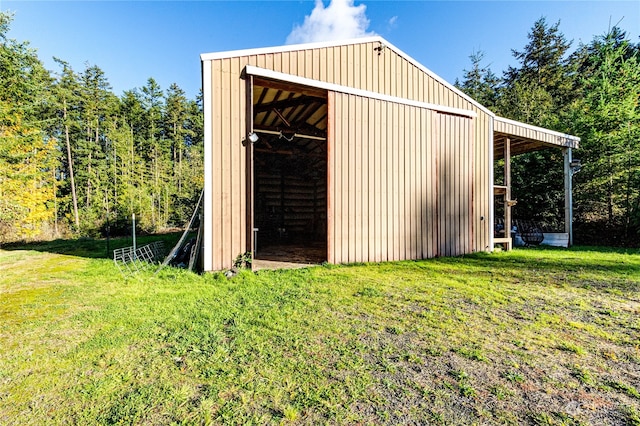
left=388, top=16, right=398, bottom=27
left=286, top=0, right=376, bottom=45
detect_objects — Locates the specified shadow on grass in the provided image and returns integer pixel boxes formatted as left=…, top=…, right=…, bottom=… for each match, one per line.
left=0, top=232, right=183, bottom=260
left=440, top=246, right=640, bottom=294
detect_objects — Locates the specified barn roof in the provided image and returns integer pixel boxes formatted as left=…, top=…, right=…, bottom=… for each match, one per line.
left=494, top=116, right=580, bottom=158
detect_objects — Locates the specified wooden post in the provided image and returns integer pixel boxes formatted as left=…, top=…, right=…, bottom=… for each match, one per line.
left=564, top=147, right=573, bottom=246
left=504, top=137, right=512, bottom=249
left=245, top=76, right=254, bottom=259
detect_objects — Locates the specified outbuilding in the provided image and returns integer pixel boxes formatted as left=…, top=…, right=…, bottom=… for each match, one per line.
left=200, top=36, right=579, bottom=272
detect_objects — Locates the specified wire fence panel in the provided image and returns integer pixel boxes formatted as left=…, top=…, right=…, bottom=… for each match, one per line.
left=113, top=241, right=165, bottom=276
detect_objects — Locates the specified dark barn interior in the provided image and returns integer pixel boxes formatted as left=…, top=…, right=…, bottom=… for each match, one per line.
left=252, top=79, right=328, bottom=264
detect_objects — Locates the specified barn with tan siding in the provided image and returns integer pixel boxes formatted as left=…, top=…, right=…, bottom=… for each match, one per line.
left=200, top=36, right=579, bottom=272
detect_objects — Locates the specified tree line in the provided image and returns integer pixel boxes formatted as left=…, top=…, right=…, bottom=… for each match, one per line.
left=456, top=18, right=639, bottom=246
left=1, top=12, right=638, bottom=246
left=0, top=12, right=203, bottom=242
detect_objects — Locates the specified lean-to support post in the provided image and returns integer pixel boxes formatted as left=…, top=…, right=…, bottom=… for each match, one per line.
left=504, top=137, right=511, bottom=248
left=563, top=147, right=573, bottom=246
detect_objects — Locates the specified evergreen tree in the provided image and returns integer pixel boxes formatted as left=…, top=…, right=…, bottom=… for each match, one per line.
left=0, top=12, right=59, bottom=241
left=456, top=50, right=500, bottom=109
left=497, top=17, right=575, bottom=230
left=569, top=28, right=640, bottom=244
left=75, top=64, right=118, bottom=232
left=52, top=58, right=82, bottom=229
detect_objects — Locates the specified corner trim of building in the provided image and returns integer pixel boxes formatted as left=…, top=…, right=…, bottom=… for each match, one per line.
left=202, top=60, right=213, bottom=272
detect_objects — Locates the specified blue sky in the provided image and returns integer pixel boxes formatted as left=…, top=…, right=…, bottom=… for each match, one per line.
left=2, top=1, right=638, bottom=100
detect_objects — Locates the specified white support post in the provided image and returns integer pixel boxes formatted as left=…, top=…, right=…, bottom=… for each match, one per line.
left=488, top=118, right=494, bottom=251
left=563, top=148, right=573, bottom=246
left=504, top=137, right=511, bottom=247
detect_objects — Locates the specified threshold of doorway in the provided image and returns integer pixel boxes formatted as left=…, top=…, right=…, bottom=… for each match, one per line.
left=252, top=259, right=322, bottom=271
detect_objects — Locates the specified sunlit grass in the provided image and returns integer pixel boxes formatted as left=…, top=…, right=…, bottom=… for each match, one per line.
left=1, top=241, right=639, bottom=424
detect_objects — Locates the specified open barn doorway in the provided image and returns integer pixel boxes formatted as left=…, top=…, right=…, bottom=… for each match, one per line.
left=250, top=78, right=328, bottom=268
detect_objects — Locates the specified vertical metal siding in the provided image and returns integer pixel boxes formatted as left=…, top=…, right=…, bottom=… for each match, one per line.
left=435, top=112, right=474, bottom=257
left=204, top=40, right=492, bottom=269
left=206, top=58, right=248, bottom=270
left=329, top=93, right=477, bottom=263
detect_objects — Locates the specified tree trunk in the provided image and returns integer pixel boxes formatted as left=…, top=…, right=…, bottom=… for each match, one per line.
left=63, top=100, right=80, bottom=228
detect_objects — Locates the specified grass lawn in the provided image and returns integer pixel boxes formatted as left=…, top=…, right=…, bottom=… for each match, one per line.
left=1, top=238, right=639, bottom=425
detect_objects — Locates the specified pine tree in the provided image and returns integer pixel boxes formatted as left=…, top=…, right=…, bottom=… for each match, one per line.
left=0, top=12, right=59, bottom=241
left=52, top=58, right=82, bottom=229
left=497, top=18, right=575, bottom=230
left=569, top=28, right=640, bottom=244
left=456, top=50, right=499, bottom=109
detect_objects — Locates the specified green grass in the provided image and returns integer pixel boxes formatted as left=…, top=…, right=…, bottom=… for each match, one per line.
left=1, top=240, right=639, bottom=425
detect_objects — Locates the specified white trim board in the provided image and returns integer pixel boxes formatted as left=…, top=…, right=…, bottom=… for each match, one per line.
left=495, top=116, right=580, bottom=147
left=245, top=65, right=478, bottom=118
left=202, top=61, right=213, bottom=272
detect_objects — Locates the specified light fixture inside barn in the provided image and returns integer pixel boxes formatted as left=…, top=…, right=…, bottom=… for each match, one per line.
left=242, top=132, right=259, bottom=146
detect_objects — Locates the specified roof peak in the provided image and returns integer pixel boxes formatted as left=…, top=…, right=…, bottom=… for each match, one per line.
left=200, top=36, right=493, bottom=117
